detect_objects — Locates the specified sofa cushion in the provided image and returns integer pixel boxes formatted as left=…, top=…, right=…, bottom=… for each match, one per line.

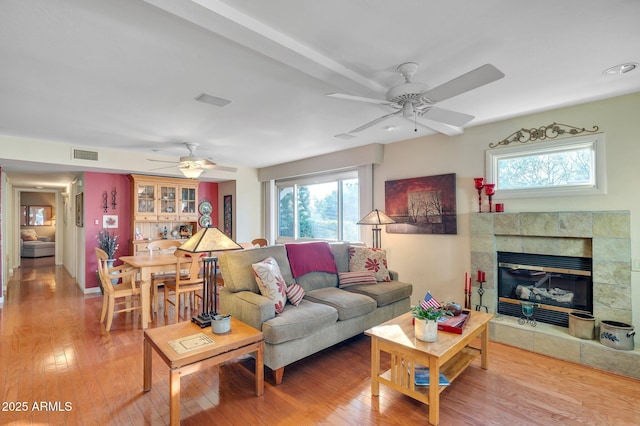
left=285, top=283, right=305, bottom=306
left=295, top=271, right=338, bottom=292
left=343, top=280, right=413, bottom=307
left=252, top=257, right=288, bottom=314
left=304, top=287, right=377, bottom=321
left=329, top=242, right=351, bottom=272
left=349, top=246, right=391, bottom=282
left=338, top=271, right=377, bottom=288
left=220, top=245, right=294, bottom=293
left=261, top=299, right=338, bottom=345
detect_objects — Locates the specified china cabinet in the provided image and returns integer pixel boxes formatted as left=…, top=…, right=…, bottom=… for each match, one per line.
left=128, top=175, right=200, bottom=255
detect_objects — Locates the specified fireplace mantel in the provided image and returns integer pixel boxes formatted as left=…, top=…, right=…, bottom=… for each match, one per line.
left=470, top=211, right=638, bottom=379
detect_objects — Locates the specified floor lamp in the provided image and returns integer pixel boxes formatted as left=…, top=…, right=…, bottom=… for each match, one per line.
left=357, top=209, right=395, bottom=249
left=178, top=226, right=242, bottom=328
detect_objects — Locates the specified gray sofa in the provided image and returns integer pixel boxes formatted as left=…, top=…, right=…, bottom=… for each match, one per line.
left=218, top=242, right=412, bottom=384
left=20, top=236, right=55, bottom=258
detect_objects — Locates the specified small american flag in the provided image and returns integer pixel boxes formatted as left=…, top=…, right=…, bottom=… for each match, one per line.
left=420, top=291, right=441, bottom=310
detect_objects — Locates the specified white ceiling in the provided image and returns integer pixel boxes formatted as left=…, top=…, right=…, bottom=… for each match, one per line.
left=1, top=0, right=639, bottom=188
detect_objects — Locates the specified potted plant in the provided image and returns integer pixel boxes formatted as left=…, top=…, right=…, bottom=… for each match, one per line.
left=97, top=230, right=119, bottom=288
left=97, top=230, right=119, bottom=260
left=411, top=305, right=453, bottom=342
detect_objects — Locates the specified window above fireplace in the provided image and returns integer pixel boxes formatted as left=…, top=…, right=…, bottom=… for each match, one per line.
left=485, top=134, right=606, bottom=199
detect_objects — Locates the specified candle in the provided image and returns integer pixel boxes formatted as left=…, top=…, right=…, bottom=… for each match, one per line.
left=477, top=270, right=485, bottom=282
left=464, top=272, right=468, bottom=293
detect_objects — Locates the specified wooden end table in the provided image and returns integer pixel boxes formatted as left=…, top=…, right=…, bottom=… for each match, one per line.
left=143, top=318, right=264, bottom=425
left=365, top=311, right=493, bottom=425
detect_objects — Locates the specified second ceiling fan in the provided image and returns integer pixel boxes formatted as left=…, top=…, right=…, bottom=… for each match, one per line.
left=328, top=63, right=505, bottom=136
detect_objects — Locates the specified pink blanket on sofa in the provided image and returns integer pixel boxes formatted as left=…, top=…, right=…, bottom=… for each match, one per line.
left=285, top=241, right=338, bottom=278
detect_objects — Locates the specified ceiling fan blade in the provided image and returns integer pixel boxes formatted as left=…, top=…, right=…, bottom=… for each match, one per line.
left=348, top=110, right=402, bottom=133
left=147, top=158, right=179, bottom=164
left=327, top=93, right=391, bottom=106
left=420, top=107, right=475, bottom=127
left=411, top=116, right=464, bottom=136
left=422, top=64, right=505, bottom=103
left=149, top=165, right=180, bottom=171
left=211, top=165, right=237, bottom=173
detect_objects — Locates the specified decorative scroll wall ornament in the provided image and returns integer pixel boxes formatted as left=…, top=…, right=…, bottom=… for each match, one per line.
left=489, top=122, right=599, bottom=148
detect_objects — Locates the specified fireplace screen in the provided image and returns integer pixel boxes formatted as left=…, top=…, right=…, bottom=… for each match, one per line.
left=497, top=252, right=592, bottom=327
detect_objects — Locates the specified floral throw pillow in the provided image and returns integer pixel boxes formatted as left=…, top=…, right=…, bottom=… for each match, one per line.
left=348, top=246, right=391, bottom=282
left=252, top=257, right=288, bottom=314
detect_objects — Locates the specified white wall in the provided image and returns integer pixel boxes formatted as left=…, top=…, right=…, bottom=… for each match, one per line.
left=375, top=92, right=640, bottom=327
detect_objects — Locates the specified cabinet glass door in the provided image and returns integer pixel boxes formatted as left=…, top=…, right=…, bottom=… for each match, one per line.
left=137, top=184, right=155, bottom=213
left=181, top=187, right=196, bottom=214
left=158, top=185, right=177, bottom=214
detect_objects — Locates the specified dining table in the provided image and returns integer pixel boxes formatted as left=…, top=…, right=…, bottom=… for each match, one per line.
left=120, top=254, right=188, bottom=329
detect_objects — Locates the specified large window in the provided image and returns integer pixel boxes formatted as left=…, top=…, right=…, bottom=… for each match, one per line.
left=486, top=135, right=606, bottom=198
left=277, top=172, right=359, bottom=242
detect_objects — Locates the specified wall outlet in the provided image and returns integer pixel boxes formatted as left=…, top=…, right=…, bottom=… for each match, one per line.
left=632, top=258, right=640, bottom=271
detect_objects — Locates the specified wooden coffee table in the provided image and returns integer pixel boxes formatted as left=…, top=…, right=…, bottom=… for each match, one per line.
left=365, top=311, right=493, bottom=425
left=143, top=318, right=264, bottom=425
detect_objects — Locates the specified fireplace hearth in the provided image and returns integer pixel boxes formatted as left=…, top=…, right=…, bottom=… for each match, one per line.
left=497, top=251, right=592, bottom=327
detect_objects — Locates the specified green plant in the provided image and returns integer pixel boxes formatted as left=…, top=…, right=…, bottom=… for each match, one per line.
left=410, top=305, right=453, bottom=321
left=97, top=230, right=119, bottom=259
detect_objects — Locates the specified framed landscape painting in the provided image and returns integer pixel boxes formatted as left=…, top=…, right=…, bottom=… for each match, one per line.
left=384, top=173, right=457, bottom=234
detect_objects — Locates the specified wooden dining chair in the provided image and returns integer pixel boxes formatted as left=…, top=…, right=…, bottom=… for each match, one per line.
left=163, top=250, right=205, bottom=323
left=95, top=248, right=142, bottom=331
left=251, top=238, right=269, bottom=247
left=147, top=239, right=183, bottom=315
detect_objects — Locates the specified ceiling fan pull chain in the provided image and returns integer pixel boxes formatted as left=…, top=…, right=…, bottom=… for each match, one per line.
left=414, top=108, right=418, bottom=132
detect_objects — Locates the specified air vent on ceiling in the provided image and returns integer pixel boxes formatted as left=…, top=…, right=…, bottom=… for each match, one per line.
left=195, top=92, right=232, bottom=107
left=72, top=148, right=99, bottom=161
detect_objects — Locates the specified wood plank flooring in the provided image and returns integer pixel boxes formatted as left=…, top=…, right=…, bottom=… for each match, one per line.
left=1, top=257, right=640, bottom=425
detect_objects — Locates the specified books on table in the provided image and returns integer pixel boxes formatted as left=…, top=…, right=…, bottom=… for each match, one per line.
left=414, top=365, right=450, bottom=386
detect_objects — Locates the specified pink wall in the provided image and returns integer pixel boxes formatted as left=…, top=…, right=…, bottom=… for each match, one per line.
left=82, top=173, right=219, bottom=290
left=198, top=181, right=219, bottom=229
left=83, top=172, right=132, bottom=289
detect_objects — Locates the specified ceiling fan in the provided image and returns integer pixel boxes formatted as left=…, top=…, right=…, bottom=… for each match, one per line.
left=147, top=142, right=237, bottom=178
left=328, top=63, right=505, bottom=137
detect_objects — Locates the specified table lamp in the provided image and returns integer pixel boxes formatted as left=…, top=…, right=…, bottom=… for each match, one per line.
left=179, top=226, right=242, bottom=327
left=357, top=209, right=395, bottom=249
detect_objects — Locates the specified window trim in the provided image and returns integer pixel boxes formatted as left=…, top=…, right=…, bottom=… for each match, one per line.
left=275, top=170, right=359, bottom=243
left=485, top=134, right=606, bottom=199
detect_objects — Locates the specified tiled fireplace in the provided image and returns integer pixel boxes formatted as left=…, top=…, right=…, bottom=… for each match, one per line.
left=470, top=211, right=639, bottom=379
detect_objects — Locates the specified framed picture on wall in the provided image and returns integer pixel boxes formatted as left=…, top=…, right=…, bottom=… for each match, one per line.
left=102, top=214, right=118, bottom=228
left=223, top=195, right=232, bottom=237
left=75, top=192, right=84, bottom=227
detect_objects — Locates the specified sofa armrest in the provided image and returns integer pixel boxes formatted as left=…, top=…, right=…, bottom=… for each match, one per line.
left=389, top=270, right=399, bottom=281
left=219, top=288, right=275, bottom=331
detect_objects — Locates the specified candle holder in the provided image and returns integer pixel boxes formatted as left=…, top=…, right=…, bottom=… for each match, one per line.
left=473, top=178, right=485, bottom=213
left=475, top=275, right=488, bottom=313
left=484, top=183, right=496, bottom=213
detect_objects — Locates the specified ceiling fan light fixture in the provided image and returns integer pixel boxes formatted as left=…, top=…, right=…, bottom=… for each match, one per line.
left=180, top=166, right=204, bottom=179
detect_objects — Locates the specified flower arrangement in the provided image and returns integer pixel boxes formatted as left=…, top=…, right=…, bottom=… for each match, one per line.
left=97, top=230, right=119, bottom=259
left=410, top=305, right=453, bottom=322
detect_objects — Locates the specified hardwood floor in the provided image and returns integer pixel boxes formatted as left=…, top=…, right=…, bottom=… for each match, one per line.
left=2, top=258, right=640, bottom=425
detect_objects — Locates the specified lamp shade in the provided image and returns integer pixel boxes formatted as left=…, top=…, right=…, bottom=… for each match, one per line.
left=180, top=166, right=204, bottom=179
left=357, top=209, right=395, bottom=225
left=179, top=226, right=243, bottom=253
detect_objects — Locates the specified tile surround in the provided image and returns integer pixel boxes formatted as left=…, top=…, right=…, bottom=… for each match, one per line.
left=471, top=211, right=639, bottom=379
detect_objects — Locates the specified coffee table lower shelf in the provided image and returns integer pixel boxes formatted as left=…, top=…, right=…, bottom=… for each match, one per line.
left=377, top=345, right=480, bottom=404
